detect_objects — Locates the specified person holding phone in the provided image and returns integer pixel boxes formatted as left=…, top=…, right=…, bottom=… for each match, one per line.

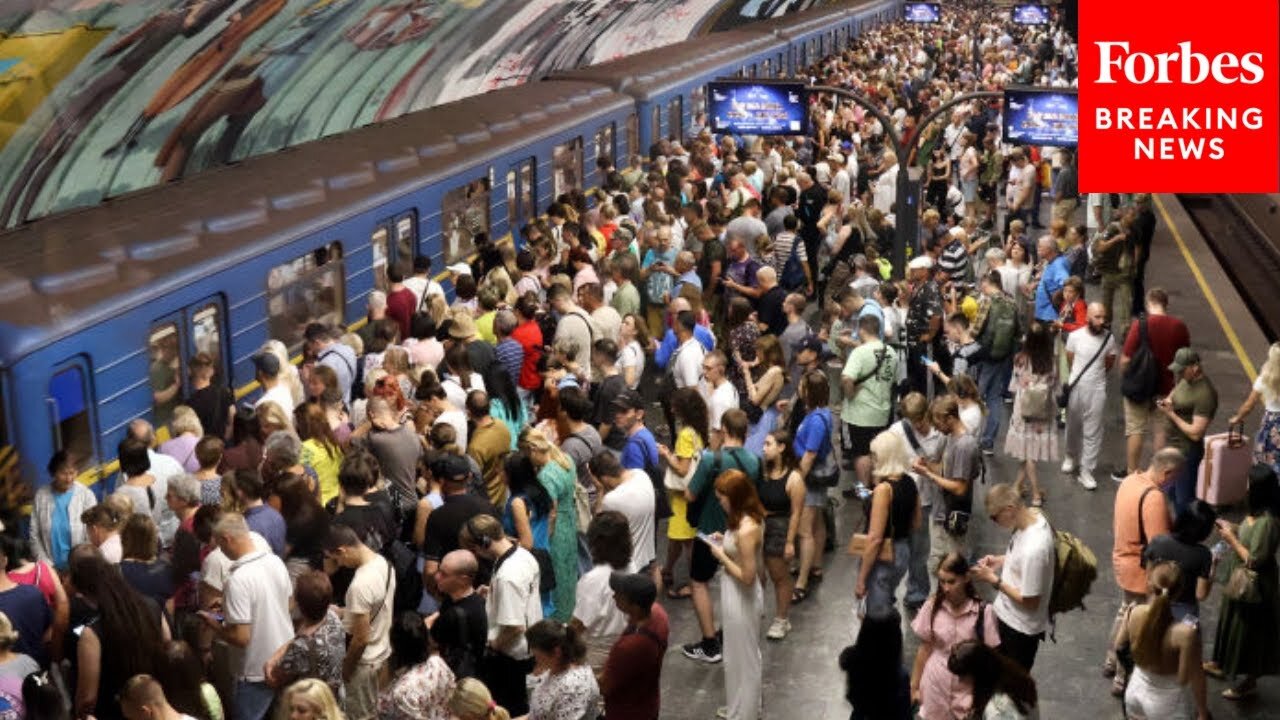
left=705, top=469, right=765, bottom=720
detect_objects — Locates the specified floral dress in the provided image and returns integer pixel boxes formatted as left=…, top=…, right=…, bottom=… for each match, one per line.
left=1003, top=356, right=1059, bottom=462
left=728, top=321, right=760, bottom=415
left=538, top=459, right=581, bottom=622
left=528, top=665, right=600, bottom=720
left=377, top=655, right=456, bottom=720
left=276, top=610, right=345, bottom=697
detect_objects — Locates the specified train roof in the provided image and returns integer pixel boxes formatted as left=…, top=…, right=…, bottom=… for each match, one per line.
left=550, top=29, right=787, bottom=100
left=0, top=79, right=631, bottom=366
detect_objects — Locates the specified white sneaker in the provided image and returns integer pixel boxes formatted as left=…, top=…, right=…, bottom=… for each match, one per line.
left=766, top=617, right=791, bottom=640
left=1061, top=457, right=1076, bottom=474
left=1078, top=470, right=1098, bottom=490
left=717, top=707, right=729, bottom=719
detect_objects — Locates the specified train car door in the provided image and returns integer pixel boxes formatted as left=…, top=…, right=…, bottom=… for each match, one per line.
left=507, top=158, right=535, bottom=246
left=371, top=212, right=418, bottom=291
left=148, top=296, right=228, bottom=431
left=47, top=356, right=97, bottom=469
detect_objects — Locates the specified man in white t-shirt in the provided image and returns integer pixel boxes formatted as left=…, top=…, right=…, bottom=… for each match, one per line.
left=200, top=513, right=293, bottom=720
left=1062, top=303, right=1117, bottom=490
left=670, top=311, right=705, bottom=390
left=325, top=525, right=395, bottom=720
left=251, top=352, right=294, bottom=423
left=403, top=255, right=445, bottom=311
left=571, top=511, right=632, bottom=671
left=700, top=350, right=739, bottom=450
left=460, top=514, right=541, bottom=716
left=591, top=451, right=657, bottom=575
left=973, top=484, right=1056, bottom=672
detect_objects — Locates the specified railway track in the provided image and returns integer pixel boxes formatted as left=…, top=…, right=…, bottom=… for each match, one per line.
left=1176, top=193, right=1280, bottom=343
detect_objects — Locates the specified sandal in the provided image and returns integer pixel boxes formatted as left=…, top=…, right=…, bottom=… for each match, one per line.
left=1031, top=494, right=1044, bottom=508
left=791, top=586, right=810, bottom=603
left=1110, top=674, right=1127, bottom=698
left=1223, top=683, right=1256, bottom=700
left=1202, top=661, right=1225, bottom=679
left=666, top=584, right=692, bottom=600
left=809, top=568, right=825, bottom=583
left=1102, top=657, right=1116, bottom=678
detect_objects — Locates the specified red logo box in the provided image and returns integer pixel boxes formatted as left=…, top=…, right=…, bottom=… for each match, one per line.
left=1077, top=0, right=1279, bottom=193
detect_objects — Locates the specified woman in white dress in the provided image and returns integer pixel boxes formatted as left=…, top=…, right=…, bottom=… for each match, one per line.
left=705, top=468, right=766, bottom=720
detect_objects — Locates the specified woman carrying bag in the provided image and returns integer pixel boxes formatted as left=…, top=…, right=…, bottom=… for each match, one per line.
left=851, top=431, right=920, bottom=620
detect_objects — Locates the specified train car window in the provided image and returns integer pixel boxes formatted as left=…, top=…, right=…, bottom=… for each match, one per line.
left=649, top=106, right=661, bottom=146
left=762, top=59, right=771, bottom=78
left=49, top=362, right=94, bottom=464
left=395, top=213, right=416, bottom=266
left=148, top=323, right=184, bottom=427
left=371, top=225, right=391, bottom=290
left=191, top=304, right=226, bottom=387
left=266, top=241, right=345, bottom=352
left=667, top=97, right=682, bottom=142
left=506, top=159, right=536, bottom=233
left=594, top=123, right=614, bottom=168
left=626, top=113, right=639, bottom=160
left=442, top=177, right=490, bottom=265
left=552, top=138, right=582, bottom=198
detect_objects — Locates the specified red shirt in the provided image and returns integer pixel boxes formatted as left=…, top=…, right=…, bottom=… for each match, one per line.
left=385, top=287, right=416, bottom=341
left=603, top=604, right=669, bottom=720
left=1122, top=313, right=1190, bottom=395
left=510, top=319, right=543, bottom=390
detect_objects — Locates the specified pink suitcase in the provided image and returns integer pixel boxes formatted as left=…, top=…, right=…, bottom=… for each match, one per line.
left=1197, top=423, right=1252, bottom=507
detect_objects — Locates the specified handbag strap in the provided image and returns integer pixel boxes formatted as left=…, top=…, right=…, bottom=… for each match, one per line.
left=1066, top=334, right=1109, bottom=391
left=1136, top=486, right=1155, bottom=547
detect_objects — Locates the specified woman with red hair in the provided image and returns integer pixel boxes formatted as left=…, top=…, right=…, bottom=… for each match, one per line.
left=707, top=469, right=765, bottom=720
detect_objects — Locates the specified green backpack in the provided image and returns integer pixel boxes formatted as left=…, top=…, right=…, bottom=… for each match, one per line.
left=1048, top=527, right=1098, bottom=637
left=984, top=295, right=1020, bottom=361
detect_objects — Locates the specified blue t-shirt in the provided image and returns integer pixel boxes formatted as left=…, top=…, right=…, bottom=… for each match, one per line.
left=50, top=489, right=74, bottom=569
left=794, top=407, right=834, bottom=461
left=244, top=504, right=287, bottom=557
left=621, top=428, right=659, bottom=471
left=654, top=326, right=716, bottom=369
left=1034, top=256, right=1070, bottom=322
left=642, top=248, right=678, bottom=303
left=0, top=585, right=50, bottom=665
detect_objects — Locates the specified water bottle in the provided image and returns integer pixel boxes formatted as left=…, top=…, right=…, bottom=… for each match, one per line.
left=1212, top=540, right=1229, bottom=563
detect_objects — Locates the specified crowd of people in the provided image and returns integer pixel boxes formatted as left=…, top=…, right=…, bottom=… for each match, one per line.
left=2, top=3, right=1280, bottom=720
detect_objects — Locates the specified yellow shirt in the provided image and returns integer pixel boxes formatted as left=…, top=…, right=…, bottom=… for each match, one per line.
left=302, top=439, right=344, bottom=506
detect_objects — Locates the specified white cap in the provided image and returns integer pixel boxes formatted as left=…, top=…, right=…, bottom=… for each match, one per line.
left=446, top=262, right=472, bottom=276
left=908, top=255, right=934, bottom=270
left=827, top=151, right=845, bottom=164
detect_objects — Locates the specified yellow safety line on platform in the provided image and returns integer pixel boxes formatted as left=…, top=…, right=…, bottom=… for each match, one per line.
left=1153, top=195, right=1258, bottom=381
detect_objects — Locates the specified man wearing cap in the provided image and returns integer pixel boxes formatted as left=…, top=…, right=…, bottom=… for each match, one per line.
left=421, top=454, right=498, bottom=596
left=1158, top=348, right=1217, bottom=516
left=616, top=390, right=661, bottom=479
left=601, top=572, right=669, bottom=720
left=445, top=311, right=497, bottom=381
left=252, top=351, right=294, bottom=422
left=905, top=255, right=944, bottom=395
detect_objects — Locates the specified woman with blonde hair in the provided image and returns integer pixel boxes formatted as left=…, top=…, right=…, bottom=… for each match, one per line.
left=520, top=427, right=581, bottom=622
left=279, top=678, right=345, bottom=720
left=1229, top=341, right=1280, bottom=473
left=854, top=431, right=920, bottom=620
left=1116, top=561, right=1211, bottom=720
left=159, top=406, right=204, bottom=472
left=260, top=339, right=305, bottom=407
left=448, top=678, right=511, bottom=720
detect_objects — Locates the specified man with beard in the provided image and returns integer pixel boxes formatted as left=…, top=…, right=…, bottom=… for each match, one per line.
left=1060, top=303, right=1117, bottom=491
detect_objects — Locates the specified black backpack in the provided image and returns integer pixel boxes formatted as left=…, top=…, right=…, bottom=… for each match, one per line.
left=1120, top=315, right=1159, bottom=403
left=382, top=539, right=424, bottom=615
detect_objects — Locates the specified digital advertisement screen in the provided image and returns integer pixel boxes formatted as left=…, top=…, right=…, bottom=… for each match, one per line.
left=707, top=81, right=808, bottom=136
left=903, top=3, right=941, bottom=23
left=1003, top=87, right=1079, bottom=147
left=1011, top=4, right=1050, bottom=25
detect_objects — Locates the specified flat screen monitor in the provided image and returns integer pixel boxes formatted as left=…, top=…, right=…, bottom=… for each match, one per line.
left=903, top=3, right=941, bottom=23
left=707, top=81, right=808, bottom=136
left=1002, top=87, right=1078, bottom=147
left=1012, top=4, right=1050, bottom=25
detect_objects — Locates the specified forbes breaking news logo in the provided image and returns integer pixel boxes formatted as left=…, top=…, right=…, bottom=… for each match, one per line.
left=1077, top=0, right=1279, bottom=193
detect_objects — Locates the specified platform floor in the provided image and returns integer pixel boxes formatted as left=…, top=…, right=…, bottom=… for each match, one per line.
left=651, top=195, right=1279, bottom=720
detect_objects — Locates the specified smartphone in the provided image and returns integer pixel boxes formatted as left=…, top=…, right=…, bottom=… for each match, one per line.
left=920, top=356, right=932, bottom=364
left=696, top=531, right=722, bottom=548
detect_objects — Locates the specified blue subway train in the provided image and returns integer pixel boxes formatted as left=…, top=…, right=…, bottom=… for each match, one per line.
left=0, top=0, right=901, bottom=494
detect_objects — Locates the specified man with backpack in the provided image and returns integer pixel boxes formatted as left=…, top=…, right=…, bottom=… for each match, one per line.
left=1115, top=288, right=1190, bottom=482
left=973, top=270, right=1022, bottom=455
left=680, top=409, right=760, bottom=665
left=840, top=314, right=897, bottom=495
left=971, top=483, right=1056, bottom=672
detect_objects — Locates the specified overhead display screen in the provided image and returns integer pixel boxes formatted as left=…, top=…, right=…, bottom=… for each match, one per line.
left=707, top=81, right=808, bottom=136
left=1003, top=87, right=1079, bottom=147
left=1011, top=4, right=1051, bottom=25
left=903, top=3, right=942, bottom=23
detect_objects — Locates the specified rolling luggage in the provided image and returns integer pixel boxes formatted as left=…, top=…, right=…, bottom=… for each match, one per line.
left=1197, top=423, right=1252, bottom=507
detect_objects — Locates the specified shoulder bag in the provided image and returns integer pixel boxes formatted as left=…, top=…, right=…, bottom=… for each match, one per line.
left=1057, top=334, right=1109, bottom=409
left=846, top=482, right=895, bottom=563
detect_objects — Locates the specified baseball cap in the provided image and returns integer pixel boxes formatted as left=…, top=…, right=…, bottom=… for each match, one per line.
left=446, top=262, right=472, bottom=276
left=611, top=389, right=645, bottom=411
left=1168, top=347, right=1200, bottom=374
left=609, top=571, right=657, bottom=609
left=793, top=333, right=825, bottom=356
left=827, top=151, right=845, bottom=164
left=252, top=351, right=281, bottom=377
left=908, top=255, right=934, bottom=270
left=430, top=454, right=472, bottom=483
